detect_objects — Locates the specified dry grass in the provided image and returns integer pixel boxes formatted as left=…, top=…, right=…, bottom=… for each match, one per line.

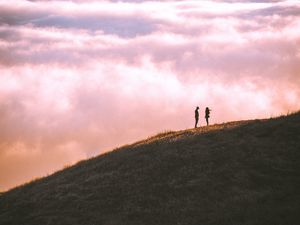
left=0, top=112, right=299, bottom=225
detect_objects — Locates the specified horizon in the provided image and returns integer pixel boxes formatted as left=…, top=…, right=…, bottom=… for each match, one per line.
left=1, top=0, right=300, bottom=191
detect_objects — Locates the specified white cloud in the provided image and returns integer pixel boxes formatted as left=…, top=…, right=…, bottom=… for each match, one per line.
left=0, top=0, right=300, bottom=191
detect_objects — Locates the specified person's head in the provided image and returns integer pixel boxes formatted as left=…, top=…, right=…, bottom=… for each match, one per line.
left=196, top=106, right=199, bottom=110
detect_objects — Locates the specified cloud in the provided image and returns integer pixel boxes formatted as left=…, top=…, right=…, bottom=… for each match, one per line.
left=0, top=1, right=160, bottom=37
left=0, top=0, right=300, bottom=191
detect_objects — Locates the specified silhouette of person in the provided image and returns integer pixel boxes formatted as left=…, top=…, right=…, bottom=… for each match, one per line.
left=205, top=107, right=211, bottom=126
left=195, top=106, right=199, bottom=128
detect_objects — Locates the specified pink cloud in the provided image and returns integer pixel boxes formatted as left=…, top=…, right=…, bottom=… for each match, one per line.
left=0, top=0, right=300, bottom=191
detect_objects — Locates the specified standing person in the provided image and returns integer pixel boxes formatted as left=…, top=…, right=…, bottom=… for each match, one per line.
left=205, top=107, right=211, bottom=126
left=195, top=106, right=199, bottom=128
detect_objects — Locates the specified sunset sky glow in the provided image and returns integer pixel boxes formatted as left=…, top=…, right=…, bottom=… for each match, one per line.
left=1, top=0, right=300, bottom=191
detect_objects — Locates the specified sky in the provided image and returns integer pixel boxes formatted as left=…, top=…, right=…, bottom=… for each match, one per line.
left=0, top=0, right=300, bottom=191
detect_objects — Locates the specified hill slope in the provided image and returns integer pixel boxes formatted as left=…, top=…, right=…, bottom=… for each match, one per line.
left=0, top=113, right=300, bottom=225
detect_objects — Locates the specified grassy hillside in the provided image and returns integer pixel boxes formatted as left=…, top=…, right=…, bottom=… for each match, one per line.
left=0, top=113, right=300, bottom=225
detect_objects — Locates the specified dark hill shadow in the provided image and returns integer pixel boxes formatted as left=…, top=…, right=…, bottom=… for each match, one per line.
left=0, top=112, right=300, bottom=225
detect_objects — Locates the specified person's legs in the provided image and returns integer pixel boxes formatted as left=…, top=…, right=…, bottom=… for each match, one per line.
left=195, top=118, right=198, bottom=128
left=206, top=117, right=209, bottom=126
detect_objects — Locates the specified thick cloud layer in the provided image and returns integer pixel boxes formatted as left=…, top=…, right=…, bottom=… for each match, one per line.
left=0, top=0, right=300, bottom=191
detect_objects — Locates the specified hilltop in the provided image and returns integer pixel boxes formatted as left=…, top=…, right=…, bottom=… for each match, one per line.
left=0, top=113, right=299, bottom=225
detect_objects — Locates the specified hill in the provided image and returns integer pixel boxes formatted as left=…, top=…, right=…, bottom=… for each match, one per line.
left=0, top=113, right=300, bottom=225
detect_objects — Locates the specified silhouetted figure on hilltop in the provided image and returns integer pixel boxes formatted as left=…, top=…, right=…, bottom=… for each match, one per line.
left=195, top=106, right=199, bottom=128
left=205, top=107, right=211, bottom=126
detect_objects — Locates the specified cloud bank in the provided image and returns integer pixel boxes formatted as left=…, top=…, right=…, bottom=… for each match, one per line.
left=0, top=0, right=300, bottom=191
